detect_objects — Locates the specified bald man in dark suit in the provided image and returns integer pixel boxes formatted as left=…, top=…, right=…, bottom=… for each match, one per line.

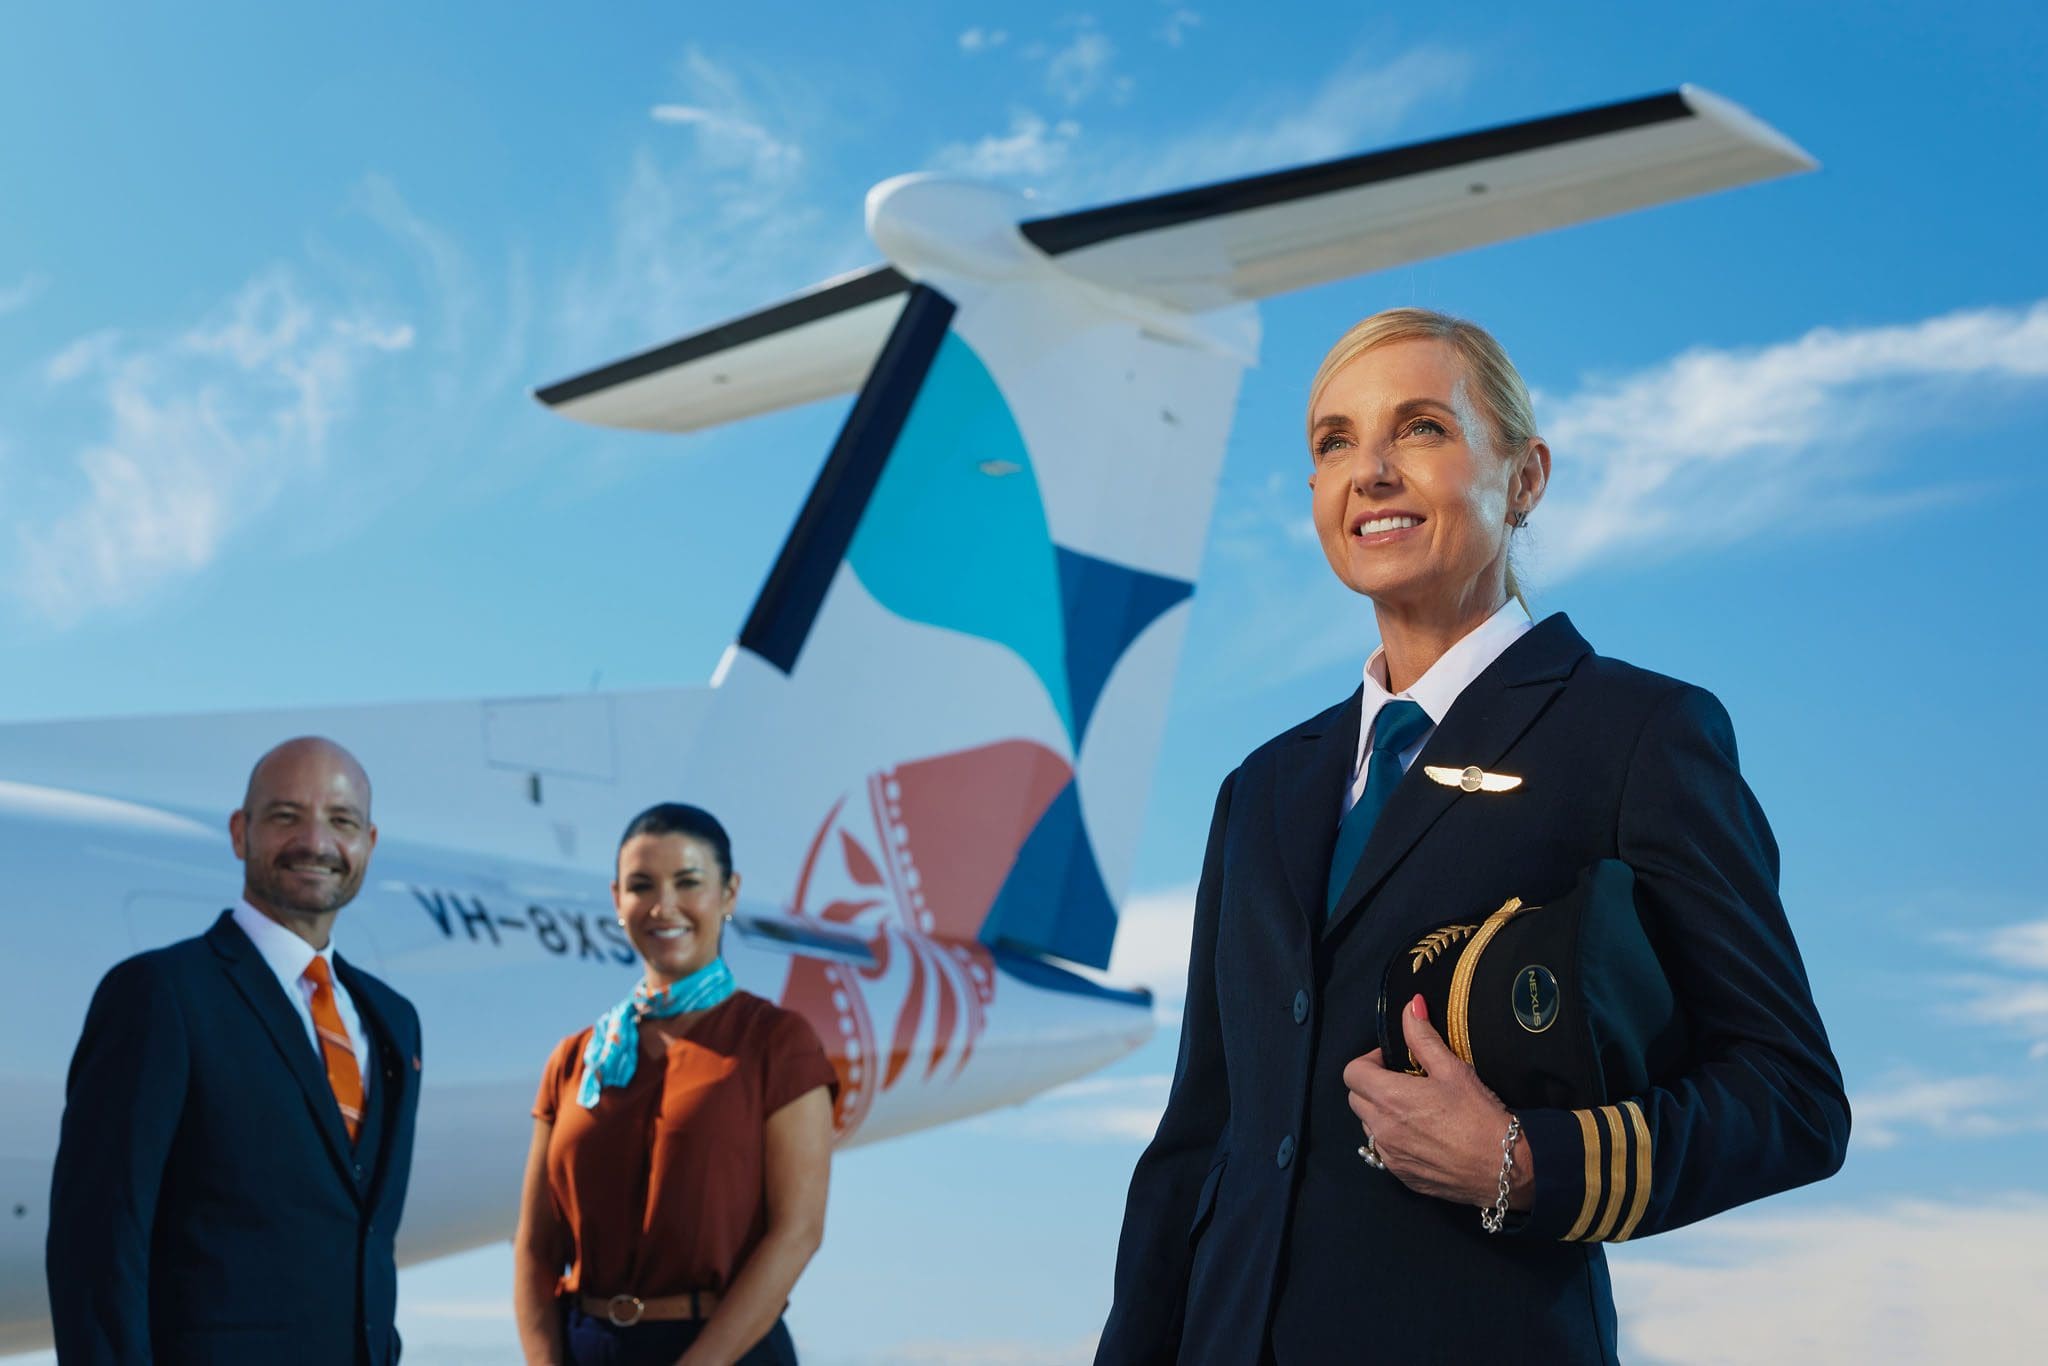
left=48, top=738, right=422, bottom=1365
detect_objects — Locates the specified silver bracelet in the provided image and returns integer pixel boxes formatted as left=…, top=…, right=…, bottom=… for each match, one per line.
left=1480, top=1113, right=1522, bottom=1234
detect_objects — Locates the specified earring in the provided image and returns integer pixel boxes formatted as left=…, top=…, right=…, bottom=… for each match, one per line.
left=723, top=912, right=734, bottom=924
left=1510, top=510, right=1530, bottom=528
left=616, top=918, right=627, bottom=928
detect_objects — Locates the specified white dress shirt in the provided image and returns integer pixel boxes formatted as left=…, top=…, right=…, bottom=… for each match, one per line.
left=231, top=899, right=374, bottom=1095
left=1344, top=600, right=1533, bottom=816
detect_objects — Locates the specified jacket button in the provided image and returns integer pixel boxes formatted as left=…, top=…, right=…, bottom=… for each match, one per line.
left=1292, top=990, right=1309, bottom=1024
left=353, top=1162, right=365, bottom=1181
left=1276, top=1134, right=1295, bottom=1168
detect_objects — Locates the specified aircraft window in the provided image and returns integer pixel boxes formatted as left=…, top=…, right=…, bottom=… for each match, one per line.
left=734, top=915, right=876, bottom=966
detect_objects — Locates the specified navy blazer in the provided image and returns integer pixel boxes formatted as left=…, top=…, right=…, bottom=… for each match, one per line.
left=1098, top=615, right=1849, bottom=1364
left=48, top=911, right=421, bottom=1365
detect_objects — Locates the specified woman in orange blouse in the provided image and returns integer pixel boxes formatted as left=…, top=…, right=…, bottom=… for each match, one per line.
left=514, top=803, right=837, bottom=1366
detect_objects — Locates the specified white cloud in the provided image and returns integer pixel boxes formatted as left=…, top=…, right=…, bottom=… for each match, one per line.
left=934, top=111, right=1082, bottom=179
left=647, top=46, right=805, bottom=183
left=1935, top=913, right=2048, bottom=1058
left=1981, top=916, right=2048, bottom=971
left=1045, top=26, right=1117, bottom=107
left=649, top=104, right=802, bottom=180
left=964, top=1072, right=1171, bottom=1143
left=941, top=43, right=1469, bottom=208
left=1107, top=884, right=1195, bottom=1022
left=1097, top=44, right=1469, bottom=198
left=352, top=178, right=533, bottom=456
left=557, top=143, right=826, bottom=366
left=1611, top=1196, right=2048, bottom=1364
left=1532, top=299, right=2048, bottom=582
left=1159, top=8, right=1202, bottom=47
left=1849, top=1070, right=2048, bottom=1150
left=355, top=174, right=478, bottom=361
left=0, top=272, right=48, bottom=316
left=1947, top=973, right=2048, bottom=1060
left=959, top=27, right=1010, bottom=54
left=1966, top=983, right=2048, bottom=1035
left=14, top=271, right=412, bottom=623
left=44, top=330, right=122, bottom=385
left=0, top=172, right=564, bottom=628
left=560, top=46, right=842, bottom=364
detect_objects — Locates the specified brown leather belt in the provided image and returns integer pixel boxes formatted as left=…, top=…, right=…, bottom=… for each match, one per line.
left=581, top=1290, right=720, bottom=1326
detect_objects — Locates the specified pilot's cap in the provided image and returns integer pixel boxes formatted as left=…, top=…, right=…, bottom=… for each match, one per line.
left=1376, top=860, right=1688, bottom=1109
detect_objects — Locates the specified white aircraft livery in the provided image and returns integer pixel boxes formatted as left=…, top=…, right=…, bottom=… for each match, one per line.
left=0, top=87, right=1810, bottom=1351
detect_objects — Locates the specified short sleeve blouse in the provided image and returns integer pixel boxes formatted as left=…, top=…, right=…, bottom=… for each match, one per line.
left=532, top=990, right=836, bottom=1298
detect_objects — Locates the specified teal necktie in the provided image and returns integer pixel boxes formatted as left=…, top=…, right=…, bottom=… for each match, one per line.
left=1324, top=699, right=1432, bottom=922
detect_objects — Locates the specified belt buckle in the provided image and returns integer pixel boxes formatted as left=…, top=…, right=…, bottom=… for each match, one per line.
left=605, top=1293, right=645, bottom=1327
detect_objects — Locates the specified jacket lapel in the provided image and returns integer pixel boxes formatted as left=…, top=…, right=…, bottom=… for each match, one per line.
left=1323, top=614, right=1592, bottom=941
left=1274, top=690, right=1363, bottom=926
left=205, top=912, right=361, bottom=1198
left=337, top=956, right=410, bottom=1211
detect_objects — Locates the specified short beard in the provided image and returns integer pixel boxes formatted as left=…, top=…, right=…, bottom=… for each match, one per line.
left=248, top=862, right=358, bottom=918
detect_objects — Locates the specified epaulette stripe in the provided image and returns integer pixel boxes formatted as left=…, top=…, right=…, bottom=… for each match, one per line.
left=1588, top=1106, right=1628, bottom=1241
left=1613, top=1100, right=1654, bottom=1242
left=1563, top=1108, right=1603, bottom=1241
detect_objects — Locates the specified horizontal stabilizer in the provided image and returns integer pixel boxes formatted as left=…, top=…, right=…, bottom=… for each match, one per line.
left=540, top=267, right=911, bottom=434
left=537, top=86, right=1812, bottom=435
left=1034, top=86, right=1812, bottom=309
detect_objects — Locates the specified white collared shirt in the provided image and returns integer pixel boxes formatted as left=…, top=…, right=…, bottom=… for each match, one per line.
left=231, top=899, right=374, bottom=1095
left=1345, top=599, right=1533, bottom=816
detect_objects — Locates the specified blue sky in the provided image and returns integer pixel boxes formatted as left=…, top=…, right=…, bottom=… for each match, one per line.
left=6, top=1, right=2048, bottom=1361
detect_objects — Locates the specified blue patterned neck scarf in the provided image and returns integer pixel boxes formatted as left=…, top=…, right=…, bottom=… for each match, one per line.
left=577, top=958, right=737, bottom=1108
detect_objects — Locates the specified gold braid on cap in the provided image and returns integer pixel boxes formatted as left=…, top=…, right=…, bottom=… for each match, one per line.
left=1446, top=896, right=1528, bottom=1067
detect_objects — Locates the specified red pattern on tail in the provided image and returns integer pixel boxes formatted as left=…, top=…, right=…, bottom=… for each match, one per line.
left=777, top=740, right=1071, bottom=1135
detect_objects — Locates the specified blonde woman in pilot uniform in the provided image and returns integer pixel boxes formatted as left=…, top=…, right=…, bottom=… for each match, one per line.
left=1096, top=308, right=1849, bottom=1364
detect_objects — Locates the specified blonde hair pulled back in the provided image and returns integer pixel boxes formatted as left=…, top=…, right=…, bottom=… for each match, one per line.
left=1306, top=307, right=1538, bottom=614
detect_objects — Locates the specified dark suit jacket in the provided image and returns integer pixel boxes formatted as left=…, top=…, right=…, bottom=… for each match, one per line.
left=48, top=911, right=422, bottom=1365
left=1097, top=614, right=1849, bottom=1364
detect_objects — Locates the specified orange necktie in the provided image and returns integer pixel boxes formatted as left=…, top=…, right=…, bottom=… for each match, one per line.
left=302, top=957, right=364, bottom=1143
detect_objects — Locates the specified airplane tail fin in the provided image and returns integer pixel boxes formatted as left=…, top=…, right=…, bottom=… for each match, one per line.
left=680, top=227, right=1248, bottom=969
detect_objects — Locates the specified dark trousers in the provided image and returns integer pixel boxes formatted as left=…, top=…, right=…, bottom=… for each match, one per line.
left=563, top=1304, right=799, bottom=1365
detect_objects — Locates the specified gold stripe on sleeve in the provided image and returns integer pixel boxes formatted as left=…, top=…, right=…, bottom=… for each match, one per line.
left=1613, top=1100, right=1654, bottom=1242
left=1588, top=1106, right=1629, bottom=1241
left=1562, top=1108, right=1604, bottom=1241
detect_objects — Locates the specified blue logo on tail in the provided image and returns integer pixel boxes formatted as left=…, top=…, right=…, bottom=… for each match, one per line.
left=847, top=332, right=1191, bottom=749
left=843, top=330, right=1191, bottom=968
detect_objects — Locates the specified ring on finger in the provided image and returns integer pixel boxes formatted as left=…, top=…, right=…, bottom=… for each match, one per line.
left=1357, top=1134, right=1386, bottom=1170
